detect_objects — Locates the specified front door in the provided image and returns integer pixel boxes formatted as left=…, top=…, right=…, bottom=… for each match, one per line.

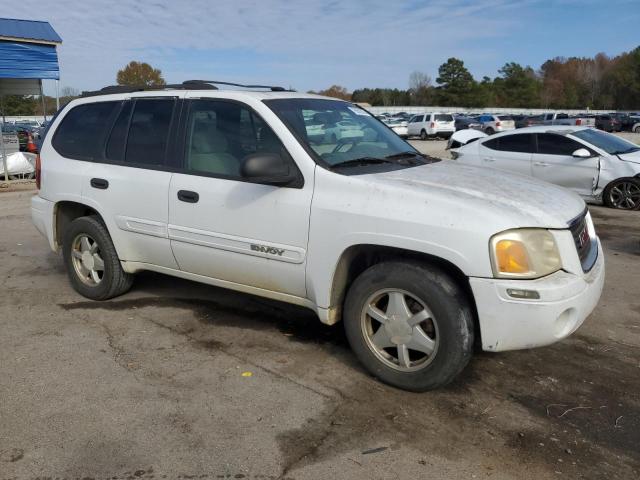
left=168, top=98, right=312, bottom=297
left=532, top=133, right=600, bottom=197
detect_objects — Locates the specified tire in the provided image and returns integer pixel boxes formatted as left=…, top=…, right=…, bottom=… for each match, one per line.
left=420, top=129, right=428, bottom=140
left=485, top=127, right=495, bottom=135
left=343, top=261, right=474, bottom=391
left=62, top=216, right=134, bottom=300
left=634, top=126, right=640, bottom=133
left=603, top=178, right=640, bottom=210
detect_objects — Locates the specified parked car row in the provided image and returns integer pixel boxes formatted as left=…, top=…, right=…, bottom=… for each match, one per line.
left=376, top=110, right=640, bottom=139
left=448, top=126, right=640, bottom=210
left=0, top=123, right=39, bottom=153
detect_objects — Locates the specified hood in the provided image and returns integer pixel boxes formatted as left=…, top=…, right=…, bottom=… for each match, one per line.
left=364, top=161, right=586, bottom=229
left=618, top=150, right=640, bottom=165
left=447, top=129, right=487, bottom=151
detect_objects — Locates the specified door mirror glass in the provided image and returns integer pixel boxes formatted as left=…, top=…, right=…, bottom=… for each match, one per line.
left=241, top=153, right=296, bottom=186
left=572, top=148, right=592, bottom=159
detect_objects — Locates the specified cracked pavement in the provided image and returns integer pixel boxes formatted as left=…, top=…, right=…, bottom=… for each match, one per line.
left=1, top=187, right=639, bottom=480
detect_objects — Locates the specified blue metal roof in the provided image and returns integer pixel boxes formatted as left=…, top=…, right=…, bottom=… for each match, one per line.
left=0, top=42, right=60, bottom=79
left=0, top=18, right=62, bottom=44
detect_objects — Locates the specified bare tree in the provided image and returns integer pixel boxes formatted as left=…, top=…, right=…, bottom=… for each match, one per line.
left=409, top=71, right=432, bottom=91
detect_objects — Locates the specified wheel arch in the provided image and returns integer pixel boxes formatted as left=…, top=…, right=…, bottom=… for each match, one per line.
left=327, top=244, right=479, bottom=340
left=53, top=200, right=105, bottom=250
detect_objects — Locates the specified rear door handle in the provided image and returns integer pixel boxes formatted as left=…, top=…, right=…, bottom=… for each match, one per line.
left=483, top=157, right=495, bottom=162
left=177, top=190, right=199, bottom=203
left=533, top=162, right=550, bottom=167
left=90, top=178, right=109, bottom=189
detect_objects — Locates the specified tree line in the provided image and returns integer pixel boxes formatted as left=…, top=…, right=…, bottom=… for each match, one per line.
left=314, top=45, right=640, bottom=110
left=2, top=46, right=639, bottom=117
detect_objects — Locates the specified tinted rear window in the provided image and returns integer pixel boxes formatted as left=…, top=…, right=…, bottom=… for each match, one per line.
left=435, top=114, right=453, bottom=122
left=124, top=99, right=175, bottom=166
left=52, top=102, right=120, bottom=160
left=483, top=134, right=533, bottom=153
left=497, top=116, right=512, bottom=121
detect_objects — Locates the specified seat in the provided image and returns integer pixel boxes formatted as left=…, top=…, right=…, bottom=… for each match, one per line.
left=188, top=123, right=239, bottom=176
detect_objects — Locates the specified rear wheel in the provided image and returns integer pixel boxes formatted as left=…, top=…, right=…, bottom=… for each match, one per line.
left=485, top=127, right=495, bottom=135
left=420, top=129, right=428, bottom=140
left=63, top=216, right=134, bottom=300
left=343, top=261, right=474, bottom=391
left=634, top=125, right=640, bottom=133
left=603, top=178, right=640, bottom=210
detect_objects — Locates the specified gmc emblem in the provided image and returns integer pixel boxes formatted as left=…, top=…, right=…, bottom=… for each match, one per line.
left=578, top=226, right=589, bottom=248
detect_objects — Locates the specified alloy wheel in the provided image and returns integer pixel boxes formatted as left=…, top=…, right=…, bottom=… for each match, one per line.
left=70, top=234, right=105, bottom=285
left=361, top=288, right=439, bottom=372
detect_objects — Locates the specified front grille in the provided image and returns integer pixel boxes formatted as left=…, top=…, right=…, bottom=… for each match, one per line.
left=568, top=209, right=597, bottom=272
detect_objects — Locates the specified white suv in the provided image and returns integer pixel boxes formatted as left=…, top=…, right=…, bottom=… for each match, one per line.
left=31, top=81, right=604, bottom=391
left=407, top=112, right=455, bottom=139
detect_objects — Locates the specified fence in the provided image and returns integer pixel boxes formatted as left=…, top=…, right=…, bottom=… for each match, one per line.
left=366, top=106, right=616, bottom=115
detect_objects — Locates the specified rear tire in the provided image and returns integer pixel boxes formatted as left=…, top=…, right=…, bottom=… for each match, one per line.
left=420, top=129, right=428, bottom=140
left=62, top=216, right=134, bottom=300
left=603, top=178, right=640, bottom=210
left=485, top=127, right=495, bottom=135
left=343, top=261, right=474, bottom=391
left=634, top=125, right=640, bottom=133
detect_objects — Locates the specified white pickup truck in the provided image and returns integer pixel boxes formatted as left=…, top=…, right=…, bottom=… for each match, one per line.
left=31, top=81, right=605, bottom=391
left=541, top=112, right=595, bottom=127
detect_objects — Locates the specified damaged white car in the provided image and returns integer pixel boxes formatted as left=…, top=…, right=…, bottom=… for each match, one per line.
left=450, top=126, right=640, bottom=210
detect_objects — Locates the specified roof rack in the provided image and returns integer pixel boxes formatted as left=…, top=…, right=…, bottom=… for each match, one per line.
left=81, top=80, right=292, bottom=98
left=80, top=80, right=218, bottom=97
left=185, top=80, right=292, bottom=92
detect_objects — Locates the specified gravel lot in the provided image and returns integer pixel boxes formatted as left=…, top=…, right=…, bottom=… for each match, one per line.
left=1, top=142, right=639, bottom=479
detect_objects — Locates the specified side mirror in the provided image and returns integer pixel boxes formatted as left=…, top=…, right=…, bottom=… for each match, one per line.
left=572, top=148, right=592, bottom=159
left=240, top=153, right=297, bottom=186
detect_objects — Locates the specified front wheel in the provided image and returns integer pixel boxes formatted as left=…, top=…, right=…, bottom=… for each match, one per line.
left=343, top=262, right=474, bottom=391
left=603, top=178, right=640, bottom=210
left=633, top=125, right=640, bottom=133
left=62, top=216, right=134, bottom=300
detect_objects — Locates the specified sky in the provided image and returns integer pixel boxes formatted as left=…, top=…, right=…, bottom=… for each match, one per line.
left=1, top=0, right=638, bottom=95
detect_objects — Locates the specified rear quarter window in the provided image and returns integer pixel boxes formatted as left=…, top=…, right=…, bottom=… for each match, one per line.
left=51, top=101, right=120, bottom=161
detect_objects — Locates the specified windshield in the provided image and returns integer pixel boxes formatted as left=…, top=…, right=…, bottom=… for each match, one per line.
left=264, top=98, right=422, bottom=168
left=571, top=128, right=640, bottom=155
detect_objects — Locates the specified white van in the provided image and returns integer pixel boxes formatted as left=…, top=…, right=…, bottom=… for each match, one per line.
left=407, top=113, right=455, bottom=139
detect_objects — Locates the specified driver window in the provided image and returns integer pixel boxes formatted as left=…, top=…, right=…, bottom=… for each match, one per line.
left=185, top=100, right=288, bottom=178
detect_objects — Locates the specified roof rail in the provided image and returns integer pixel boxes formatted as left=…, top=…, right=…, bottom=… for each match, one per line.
left=80, top=79, right=291, bottom=98
left=80, top=80, right=218, bottom=98
left=185, top=80, right=292, bottom=92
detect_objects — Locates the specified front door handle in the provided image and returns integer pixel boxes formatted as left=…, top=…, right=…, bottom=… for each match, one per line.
left=177, top=190, right=199, bottom=203
left=533, top=161, right=550, bottom=167
left=483, top=157, right=495, bottom=162
left=90, top=178, right=109, bottom=189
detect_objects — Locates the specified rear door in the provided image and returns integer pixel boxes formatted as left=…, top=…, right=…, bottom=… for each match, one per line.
left=81, top=96, right=181, bottom=268
left=407, top=115, right=424, bottom=136
left=532, top=133, right=599, bottom=196
left=476, top=133, right=534, bottom=175
left=167, top=98, right=312, bottom=297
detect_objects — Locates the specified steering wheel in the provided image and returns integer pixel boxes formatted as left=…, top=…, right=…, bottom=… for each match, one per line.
left=332, top=137, right=361, bottom=154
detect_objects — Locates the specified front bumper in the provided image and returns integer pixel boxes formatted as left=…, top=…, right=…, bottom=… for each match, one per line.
left=470, top=239, right=605, bottom=352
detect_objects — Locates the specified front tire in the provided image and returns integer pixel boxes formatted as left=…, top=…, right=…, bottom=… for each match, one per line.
left=343, top=261, right=474, bottom=391
left=62, top=216, right=134, bottom=300
left=603, top=178, right=640, bottom=210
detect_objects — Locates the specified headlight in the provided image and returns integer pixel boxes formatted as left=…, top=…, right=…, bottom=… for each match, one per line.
left=490, top=229, right=562, bottom=279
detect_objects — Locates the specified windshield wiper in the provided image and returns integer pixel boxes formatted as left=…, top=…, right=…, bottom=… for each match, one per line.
left=330, top=157, right=394, bottom=169
left=385, top=151, right=422, bottom=159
